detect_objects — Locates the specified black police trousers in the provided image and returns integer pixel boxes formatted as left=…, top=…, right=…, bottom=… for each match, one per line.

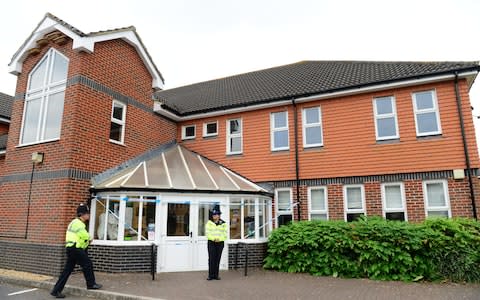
left=207, top=240, right=224, bottom=279
left=51, top=247, right=96, bottom=294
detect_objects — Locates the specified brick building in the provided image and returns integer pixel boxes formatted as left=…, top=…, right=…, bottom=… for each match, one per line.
left=0, top=13, right=479, bottom=275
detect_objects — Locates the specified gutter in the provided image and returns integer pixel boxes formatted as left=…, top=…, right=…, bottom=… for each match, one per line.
left=454, top=73, right=478, bottom=220
left=292, top=99, right=301, bottom=221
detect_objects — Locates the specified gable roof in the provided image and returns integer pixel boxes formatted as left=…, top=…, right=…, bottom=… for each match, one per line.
left=9, top=13, right=164, bottom=89
left=0, top=92, right=14, bottom=121
left=154, top=60, right=480, bottom=119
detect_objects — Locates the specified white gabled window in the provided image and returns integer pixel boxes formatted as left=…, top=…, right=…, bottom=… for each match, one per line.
left=424, top=180, right=451, bottom=218
left=308, top=186, right=328, bottom=220
left=181, top=124, right=196, bottom=140
left=20, top=48, right=69, bottom=145
left=344, top=184, right=365, bottom=222
left=275, top=188, right=293, bottom=227
left=373, top=96, right=399, bottom=140
left=203, top=121, right=218, bottom=137
left=227, top=118, right=242, bottom=154
left=302, top=106, right=323, bottom=148
left=271, top=111, right=289, bottom=151
left=110, top=100, right=127, bottom=144
left=381, top=182, right=407, bottom=221
left=412, top=90, right=442, bottom=136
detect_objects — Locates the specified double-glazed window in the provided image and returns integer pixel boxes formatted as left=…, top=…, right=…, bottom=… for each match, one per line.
left=110, top=100, right=126, bottom=144
left=181, top=125, right=196, bottom=140
left=302, top=107, right=323, bottom=147
left=412, top=90, right=442, bottom=136
left=308, top=187, right=328, bottom=220
left=424, top=180, right=451, bottom=218
left=230, top=197, right=270, bottom=240
left=203, top=121, right=218, bottom=137
left=275, top=188, right=293, bottom=227
left=344, top=185, right=365, bottom=222
left=381, top=183, right=407, bottom=221
left=271, top=111, right=289, bottom=151
left=373, top=96, right=399, bottom=140
left=227, top=118, right=242, bottom=154
left=20, top=48, right=69, bottom=145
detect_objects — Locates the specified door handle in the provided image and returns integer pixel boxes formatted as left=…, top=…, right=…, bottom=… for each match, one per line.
left=190, top=231, right=193, bottom=238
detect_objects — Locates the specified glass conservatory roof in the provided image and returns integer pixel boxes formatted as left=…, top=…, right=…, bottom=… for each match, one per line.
left=92, top=144, right=269, bottom=194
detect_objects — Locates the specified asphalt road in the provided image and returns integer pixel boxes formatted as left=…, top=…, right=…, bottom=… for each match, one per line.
left=0, top=282, right=87, bottom=300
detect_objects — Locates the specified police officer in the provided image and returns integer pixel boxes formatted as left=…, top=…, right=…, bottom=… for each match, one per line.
left=205, top=208, right=227, bottom=280
left=50, top=204, right=102, bottom=298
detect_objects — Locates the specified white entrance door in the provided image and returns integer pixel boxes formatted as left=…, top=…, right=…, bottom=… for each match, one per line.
left=159, top=197, right=228, bottom=272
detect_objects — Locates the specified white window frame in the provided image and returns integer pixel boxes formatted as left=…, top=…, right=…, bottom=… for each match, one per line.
left=181, top=124, right=196, bottom=140
left=343, top=184, right=366, bottom=221
left=109, top=100, right=127, bottom=145
left=302, top=106, right=323, bottom=148
left=308, top=186, right=328, bottom=220
left=412, top=90, right=442, bottom=136
left=203, top=121, right=218, bottom=137
left=270, top=111, right=289, bottom=151
left=373, top=96, right=399, bottom=140
left=381, top=182, right=407, bottom=221
left=19, top=48, right=69, bottom=146
left=275, top=188, right=293, bottom=228
left=423, top=180, right=451, bottom=218
left=226, top=118, right=243, bottom=155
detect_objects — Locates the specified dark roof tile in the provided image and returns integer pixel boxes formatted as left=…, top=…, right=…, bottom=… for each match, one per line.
left=155, top=60, right=480, bottom=116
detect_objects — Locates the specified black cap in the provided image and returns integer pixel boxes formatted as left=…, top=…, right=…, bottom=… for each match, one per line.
left=212, top=209, right=221, bottom=215
left=76, top=203, right=90, bottom=215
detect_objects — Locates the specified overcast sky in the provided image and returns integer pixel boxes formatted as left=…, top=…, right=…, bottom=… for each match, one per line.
left=1, top=0, right=480, bottom=143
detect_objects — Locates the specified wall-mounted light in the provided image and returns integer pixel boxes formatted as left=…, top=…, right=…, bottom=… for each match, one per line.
left=31, top=152, right=44, bottom=164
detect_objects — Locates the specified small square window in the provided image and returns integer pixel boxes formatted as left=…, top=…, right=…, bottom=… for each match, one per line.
left=182, top=125, right=196, bottom=140
left=203, top=121, right=218, bottom=137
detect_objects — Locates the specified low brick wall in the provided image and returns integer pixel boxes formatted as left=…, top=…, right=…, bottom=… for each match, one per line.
left=88, top=244, right=154, bottom=273
left=0, top=240, right=65, bottom=276
left=228, top=242, right=267, bottom=269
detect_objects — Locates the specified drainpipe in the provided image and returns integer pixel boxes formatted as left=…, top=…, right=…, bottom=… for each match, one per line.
left=292, top=99, right=301, bottom=221
left=454, top=73, right=478, bottom=220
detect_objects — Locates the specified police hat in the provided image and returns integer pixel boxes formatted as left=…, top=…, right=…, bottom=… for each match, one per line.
left=212, top=209, right=221, bottom=215
left=76, top=203, right=90, bottom=215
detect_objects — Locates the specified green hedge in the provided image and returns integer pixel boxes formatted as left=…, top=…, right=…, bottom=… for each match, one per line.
left=263, top=217, right=480, bottom=282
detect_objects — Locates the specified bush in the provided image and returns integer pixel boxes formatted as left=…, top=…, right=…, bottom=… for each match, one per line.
left=263, top=217, right=480, bottom=282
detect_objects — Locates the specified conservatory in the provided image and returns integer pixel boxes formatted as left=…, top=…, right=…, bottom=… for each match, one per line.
left=89, top=143, right=272, bottom=272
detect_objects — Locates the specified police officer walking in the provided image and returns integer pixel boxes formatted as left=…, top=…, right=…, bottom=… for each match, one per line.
left=50, top=204, right=102, bottom=298
left=205, top=208, right=228, bottom=280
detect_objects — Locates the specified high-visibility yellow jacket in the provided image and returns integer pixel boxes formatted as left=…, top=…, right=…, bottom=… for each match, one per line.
left=65, top=218, right=90, bottom=249
left=205, top=219, right=227, bottom=242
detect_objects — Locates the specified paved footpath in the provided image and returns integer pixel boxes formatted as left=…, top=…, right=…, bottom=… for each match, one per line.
left=1, top=268, right=480, bottom=300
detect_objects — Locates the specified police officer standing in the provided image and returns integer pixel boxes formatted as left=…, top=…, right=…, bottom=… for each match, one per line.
left=205, top=208, right=227, bottom=280
left=50, top=204, right=102, bottom=298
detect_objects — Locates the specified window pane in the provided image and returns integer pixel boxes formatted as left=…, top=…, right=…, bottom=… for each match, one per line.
left=347, top=213, right=363, bottom=222
left=278, top=191, right=290, bottom=211
left=311, top=189, right=326, bottom=210
left=44, top=91, right=64, bottom=140
left=377, top=117, right=396, bottom=137
left=376, top=97, right=393, bottom=114
left=94, top=198, right=106, bottom=240
left=198, top=203, right=214, bottom=237
left=51, top=52, right=69, bottom=83
left=167, top=203, right=189, bottom=236
left=21, top=98, right=41, bottom=144
left=259, top=201, right=266, bottom=238
left=125, top=200, right=140, bottom=241
left=385, top=185, right=403, bottom=209
left=273, top=112, right=287, bottom=128
left=230, top=199, right=242, bottom=239
left=244, top=199, right=255, bottom=239
left=427, top=183, right=446, bottom=207
left=386, top=212, right=405, bottom=221
left=112, top=103, right=124, bottom=120
left=29, top=58, right=48, bottom=90
left=110, top=122, right=122, bottom=141
left=274, top=130, right=288, bottom=149
left=417, top=112, right=438, bottom=133
left=311, top=213, right=327, bottom=220
left=230, top=136, right=241, bottom=152
left=230, top=120, right=240, bottom=134
left=206, top=123, right=217, bottom=134
left=100, top=198, right=120, bottom=240
left=305, top=107, right=319, bottom=124
left=427, top=210, right=448, bottom=218
left=278, top=214, right=292, bottom=226
left=185, top=126, right=195, bottom=137
left=346, top=187, right=362, bottom=209
left=415, top=91, right=434, bottom=110
left=306, top=126, right=322, bottom=145
left=144, top=199, right=156, bottom=241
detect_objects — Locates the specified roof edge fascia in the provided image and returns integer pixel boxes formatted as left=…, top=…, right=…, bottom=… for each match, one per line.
left=0, top=116, right=11, bottom=123
left=154, top=70, right=478, bottom=121
left=9, top=15, right=163, bottom=90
